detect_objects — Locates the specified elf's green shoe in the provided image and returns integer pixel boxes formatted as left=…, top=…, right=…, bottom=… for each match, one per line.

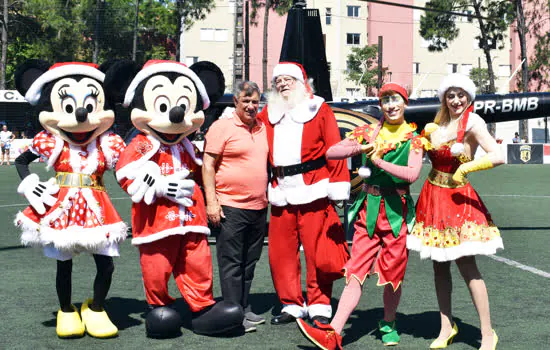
left=379, top=320, right=400, bottom=346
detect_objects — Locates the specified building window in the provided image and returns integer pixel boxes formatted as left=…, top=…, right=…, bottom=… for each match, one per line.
left=326, top=8, right=332, bottom=25
left=200, top=28, right=214, bottom=41
left=413, top=62, right=420, bottom=74
left=420, top=89, right=437, bottom=98
left=347, top=6, right=360, bottom=17
left=214, top=29, right=228, bottom=42
left=499, top=64, right=511, bottom=77
left=200, top=28, right=228, bottom=42
left=346, top=88, right=361, bottom=98
left=346, top=33, right=360, bottom=45
left=447, top=63, right=458, bottom=74
left=461, top=64, right=472, bottom=76
left=185, top=56, right=199, bottom=66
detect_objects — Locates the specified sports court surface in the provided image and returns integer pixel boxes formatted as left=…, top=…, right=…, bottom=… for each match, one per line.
left=1, top=164, right=549, bottom=349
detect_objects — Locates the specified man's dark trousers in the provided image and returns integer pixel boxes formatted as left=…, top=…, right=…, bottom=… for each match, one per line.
left=216, top=205, right=267, bottom=311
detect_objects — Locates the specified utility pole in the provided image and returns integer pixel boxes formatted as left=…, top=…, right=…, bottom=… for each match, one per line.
left=0, top=0, right=8, bottom=89
left=377, top=36, right=383, bottom=90
left=244, top=0, right=250, bottom=80
left=516, top=0, right=529, bottom=143
left=93, top=0, right=103, bottom=64
left=233, top=0, right=244, bottom=91
left=132, top=0, right=139, bottom=61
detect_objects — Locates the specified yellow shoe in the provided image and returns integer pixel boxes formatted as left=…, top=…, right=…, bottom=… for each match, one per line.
left=56, top=305, right=85, bottom=338
left=479, top=330, right=498, bottom=350
left=80, top=299, right=118, bottom=338
left=430, top=323, right=458, bottom=349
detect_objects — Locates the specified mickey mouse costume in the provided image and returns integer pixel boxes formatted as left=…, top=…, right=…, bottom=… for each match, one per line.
left=14, top=60, right=127, bottom=339
left=105, top=60, right=243, bottom=338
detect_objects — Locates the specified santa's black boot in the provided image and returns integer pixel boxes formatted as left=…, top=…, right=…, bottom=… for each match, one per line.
left=145, top=306, right=182, bottom=338
left=191, top=301, right=244, bottom=335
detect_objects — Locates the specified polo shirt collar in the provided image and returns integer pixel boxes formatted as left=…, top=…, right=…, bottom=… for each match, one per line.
left=231, top=111, right=264, bottom=131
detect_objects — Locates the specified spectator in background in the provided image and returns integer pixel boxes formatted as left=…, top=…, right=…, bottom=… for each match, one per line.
left=512, top=132, right=520, bottom=143
left=202, top=81, right=269, bottom=333
left=0, top=124, right=15, bottom=165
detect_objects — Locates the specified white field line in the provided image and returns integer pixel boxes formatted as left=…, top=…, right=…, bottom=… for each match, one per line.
left=409, top=193, right=550, bottom=198
left=488, top=255, right=550, bottom=278
left=3, top=196, right=549, bottom=279
left=3, top=194, right=550, bottom=209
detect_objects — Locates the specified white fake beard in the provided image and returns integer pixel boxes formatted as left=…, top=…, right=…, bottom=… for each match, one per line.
left=267, top=81, right=309, bottom=112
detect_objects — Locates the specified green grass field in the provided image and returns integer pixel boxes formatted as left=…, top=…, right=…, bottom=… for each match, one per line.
left=1, top=164, right=549, bottom=349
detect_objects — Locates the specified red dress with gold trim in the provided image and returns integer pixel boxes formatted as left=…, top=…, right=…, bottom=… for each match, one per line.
left=15, top=131, right=128, bottom=252
left=408, top=141, right=503, bottom=261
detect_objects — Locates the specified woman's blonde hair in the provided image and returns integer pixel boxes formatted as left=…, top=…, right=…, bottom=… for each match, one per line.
left=434, top=88, right=472, bottom=125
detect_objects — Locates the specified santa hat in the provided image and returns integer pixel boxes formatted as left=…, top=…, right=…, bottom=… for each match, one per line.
left=437, top=73, right=476, bottom=102
left=123, top=60, right=210, bottom=109
left=272, top=61, right=314, bottom=101
left=25, top=62, right=104, bottom=106
left=379, top=83, right=409, bottom=105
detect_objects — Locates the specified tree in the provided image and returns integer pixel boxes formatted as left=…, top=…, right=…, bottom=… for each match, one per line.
left=251, top=0, right=293, bottom=91
left=1, top=0, right=9, bottom=89
left=469, top=67, right=490, bottom=93
left=345, top=44, right=386, bottom=96
left=1, top=0, right=192, bottom=88
left=419, top=0, right=514, bottom=93
left=519, top=0, right=550, bottom=91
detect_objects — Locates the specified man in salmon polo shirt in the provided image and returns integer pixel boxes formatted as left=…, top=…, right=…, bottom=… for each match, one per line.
left=203, top=80, right=269, bottom=333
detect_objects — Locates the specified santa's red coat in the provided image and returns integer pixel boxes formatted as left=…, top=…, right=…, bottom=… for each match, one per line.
left=258, top=96, right=350, bottom=206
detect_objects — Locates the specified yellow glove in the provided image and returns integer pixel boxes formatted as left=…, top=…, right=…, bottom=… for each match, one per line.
left=452, top=155, right=493, bottom=184
left=423, top=123, right=439, bottom=138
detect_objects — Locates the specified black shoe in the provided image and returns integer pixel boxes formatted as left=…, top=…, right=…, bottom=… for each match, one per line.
left=270, top=312, right=296, bottom=325
left=145, top=306, right=182, bottom=338
left=310, top=315, right=330, bottom=325
left=192, top=301, right=244, bottom=335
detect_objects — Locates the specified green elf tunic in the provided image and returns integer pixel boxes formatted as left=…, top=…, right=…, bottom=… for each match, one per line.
left=347, top=122, right=421, bottom=238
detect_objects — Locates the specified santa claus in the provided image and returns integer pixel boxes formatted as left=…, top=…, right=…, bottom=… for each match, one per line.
left=258, top=62, right=350, bottom=325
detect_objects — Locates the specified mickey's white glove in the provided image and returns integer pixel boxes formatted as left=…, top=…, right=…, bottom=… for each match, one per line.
left=156, top=168, right=195, bottom=207
left=219, top=107, right=235, bottom=119
left=17, top=173, right=59, bottom=215
left=127, top=161, right=161, bottom=205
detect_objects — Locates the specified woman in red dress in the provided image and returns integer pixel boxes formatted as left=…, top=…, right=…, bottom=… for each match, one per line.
left=408, top=74, right=504, bottom=350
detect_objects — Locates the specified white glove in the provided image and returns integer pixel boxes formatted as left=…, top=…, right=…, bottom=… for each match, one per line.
left=156, top=168, right=195, bottom=207
left=127, top=161, right=161, bottom=205
left=17, top=173, right=59, bottom=215
left=219, top=107, right=235, bottom=119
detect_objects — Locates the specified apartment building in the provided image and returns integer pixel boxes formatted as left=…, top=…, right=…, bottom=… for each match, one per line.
left=183, top=0, right=546, bottom=142
left=411, top=0, right=512, bottom=99
left=182, top=0, right=236, bottom=92
left=314, top=0, right=369, bottom=100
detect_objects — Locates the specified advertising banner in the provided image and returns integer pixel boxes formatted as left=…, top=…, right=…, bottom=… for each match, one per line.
left=507, top=144, right=544, bottom=164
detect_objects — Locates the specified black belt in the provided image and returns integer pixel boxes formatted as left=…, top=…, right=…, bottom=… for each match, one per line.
left=272, top=157, right=327, bottom=178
